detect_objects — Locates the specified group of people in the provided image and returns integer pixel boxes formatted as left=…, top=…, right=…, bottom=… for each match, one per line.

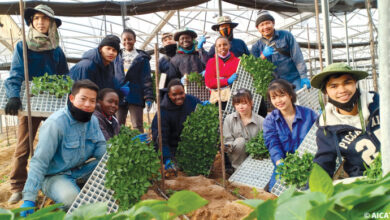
left=3, top=4, right=380, bottom=216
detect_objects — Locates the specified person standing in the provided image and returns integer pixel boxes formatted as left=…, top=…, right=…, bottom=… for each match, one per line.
left=251, top=11, right=310, bottom=90
left=5, top=4, right=69, bottom=204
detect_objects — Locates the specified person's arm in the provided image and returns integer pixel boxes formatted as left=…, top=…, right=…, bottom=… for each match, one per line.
left=204, top=59, right=229, bottom=89
left=313, top=128, right=337, bottom=178
left=263, top=116, right=285, bottom=165
left=287, top=32, right=307, bottom=79
left=95, top=113, right=111, bottom=141
left=22, top=119, right=62, bottom=201
left=250, top=41, right=261, bottom=58
left=69, top=61, right=93, bottom=82
left=5, top=42, right=25, bottom=98
left=56, top=47, right=69, bottom=75
left=223, top=116, right=235, bottom=147
left=141, top=59, right=154, bottom=101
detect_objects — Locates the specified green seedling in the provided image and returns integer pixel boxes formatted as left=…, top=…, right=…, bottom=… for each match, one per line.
left=187, top=72, right=204, bottom=87
left=245, top=131, right=269, bottom=160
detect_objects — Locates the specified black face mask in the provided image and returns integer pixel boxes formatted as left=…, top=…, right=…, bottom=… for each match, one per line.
left=328, top=88, right=361, bottom=112
left=164, top=44, right=177, bottom=57
left=220, top=27, right=233, bottom=41
left=67, top=100, right=94, bottom=123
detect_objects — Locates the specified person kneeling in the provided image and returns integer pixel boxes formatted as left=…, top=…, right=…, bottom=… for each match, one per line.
left=20, top=80, right=106, bottom=216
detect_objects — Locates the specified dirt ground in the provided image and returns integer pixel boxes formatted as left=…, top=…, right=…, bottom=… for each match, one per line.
left=0, top=115, right=277, bottom=219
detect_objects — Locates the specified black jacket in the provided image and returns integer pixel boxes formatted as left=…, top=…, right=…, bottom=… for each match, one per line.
left=170, top=51, right=205, bottom=78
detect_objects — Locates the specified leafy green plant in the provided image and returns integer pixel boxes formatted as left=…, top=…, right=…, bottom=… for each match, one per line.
left=245, top=131, right=269, bottom=160
left=105, top=126, right=160, bottom=210
left=31, top=73, right=73, bottom=98
left=240, top=164, right=390, bottom=220
left=240, top=54, right=275, bottom=97
left=364, top=152, right=382, bottom=183
left=177, top=104, right=219, bottom=176
left=0, top=175, right=7, bottom=184
left=276, top=152, right=314, bottom=188
left=187, top=72, right=204, bottom=87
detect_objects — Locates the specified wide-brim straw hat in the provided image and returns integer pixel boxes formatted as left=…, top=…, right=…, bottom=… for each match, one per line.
left=24, top=4, right=62, bottom=27
left=211, top=16, right=238, bottom=31
left=173, top=28, right=197, bottom=41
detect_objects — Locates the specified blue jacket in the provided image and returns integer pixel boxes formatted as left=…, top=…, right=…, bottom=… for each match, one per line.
left=263, top=105, right=317, bottom=165
left=69, top=48, right=119, bottom=90
left=199, top=38, right=249, bottom=63
left=5, top=41, right=69, bottom=98
left=151, top=92, right=201, bottom=158
left=114, top=49, right=153, bottom=107
left=22, top=107, right=106, bottom=201
left=251, top=30, right=307, bottom=82
left=314, top=92, right=380, bottom=178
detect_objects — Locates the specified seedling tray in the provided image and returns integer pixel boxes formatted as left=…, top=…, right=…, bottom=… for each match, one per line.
left=185, top=81, right=210, bottom=101
left=296, top=87, right=321, bottom=112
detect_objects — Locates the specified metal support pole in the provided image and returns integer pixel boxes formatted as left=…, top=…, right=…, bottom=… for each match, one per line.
left=121, top=2, right=127, bottom=29
left=177, top=10, right=181, bottom=29
left=215, top=46, right=226, bottom=187
left=218, top=0, right=222, bottom=16
left=18, top=0, right=34, bottom=157
left=366, top=0, right=378, bottom=92
left=314, top=0, right=324, bottom=71
left=378, top=0, right=390, bottom=175
left=344, top=12, right=350, bottom=65
left=103, top=14, right=107, bottom=36
left=321, top=0, right=333, bottom=65
left=306, top=24, right=313, bottom=78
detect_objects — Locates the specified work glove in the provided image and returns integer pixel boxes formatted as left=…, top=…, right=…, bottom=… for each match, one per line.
left=131, top=133, right=149, bottom=143
left=20, top=200, right=35, bottom=217
left=227, top=73, right=238, bottom=85
left=5, top=97, right=22, bottom=115
left=300, top=78, right=311, bottom=89
left=180, top=75, right=187, bottom=85
left=145, top=99, right=153, bottom=112
left=262, top=46, right=274, bottom=57
left=119, top=81, right=130, bottom=96
left=164, top=159, right=176, bottom=170
left=197, top=36, right=207, bottom=49
left=200, top=70, right=206, bottom=77
left=201, top=100, right=210, bottom=106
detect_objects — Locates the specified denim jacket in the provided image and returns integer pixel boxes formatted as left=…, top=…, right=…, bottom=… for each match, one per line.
left=22, top=107, right=106, bottom=201
left=251, top=30, right=307, bottom=82
left=263, top=105, right=317, bottom=165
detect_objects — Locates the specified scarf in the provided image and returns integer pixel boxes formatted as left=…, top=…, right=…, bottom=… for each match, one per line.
left=218, top=51, right=231, bottom=63
left=26, top=21, right=59, bottom=52
left=177, top=44, right=195, bottom=54
left=164, top=44, right=177, bottom=57
left=68, top=100, right=93, bottom=123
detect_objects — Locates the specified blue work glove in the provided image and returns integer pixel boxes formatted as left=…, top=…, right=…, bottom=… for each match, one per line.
left=180, top=75, right=187, bottom=85
left=120, top=81, right=130, bottom=96
left=227, top=73, right=238, bottom=85
left=145, top=100, right=153, bottom=112
left=20, top=200, right=35, bottom=217
left=197, top=36, right=207, bottom=49
left=262, top=46, right=274, bottom=57
left=132, top=133, right=149, bottom=143
left=200, top=70, right=206, bottom=77
left=164, top=159, right=176, bottom=170
left=201, top=100, right=210, bottom=106
left=300, top=78, right=311, bottom=89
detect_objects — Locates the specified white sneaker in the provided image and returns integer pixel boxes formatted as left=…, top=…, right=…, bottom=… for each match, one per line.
left=8, top=192, right=23, bottom=204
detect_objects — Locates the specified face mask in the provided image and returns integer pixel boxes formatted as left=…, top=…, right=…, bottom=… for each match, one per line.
left=219, top=27, right=233, bottom=40
left=164, top=44, right=177, bottom=57
left=68, top=100, right=94, bottom=122
left=328, top=88, right=360, bottom=112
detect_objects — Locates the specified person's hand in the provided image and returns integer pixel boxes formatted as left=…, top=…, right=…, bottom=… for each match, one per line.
left=5, top=97, right=22, bottom=115
left=227, top=73, right=238, bottom=85
left=131, top=133, right=150, bottom=143
left=300, top=78, right=311, bottom=89
left=201, top=100, right=210, bottom=106
left=262, top=46, right=274, bottom=57
left=197, top=36, right=207, bottom=49
left=20, top=200, right=35, bottom=217
left=200, top=70, right=206, bottom=77
left=120, top=81, right=130, bottom=96
left=145, top=99, right=153, bottom=112
left=181, top=75, right=187, bottom=85
left=275, top=162, right=284, bottom=175
left=164, top=159, right=176, bottom=170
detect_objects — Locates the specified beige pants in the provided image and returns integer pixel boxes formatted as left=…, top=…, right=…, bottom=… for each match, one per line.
left=117, top=104, right=144, bottom=133
left=227, top=137, right=247, bottom=169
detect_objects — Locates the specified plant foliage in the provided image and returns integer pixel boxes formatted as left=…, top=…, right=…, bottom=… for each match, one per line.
left=177, top=104, right=219, bottom=176
left=31, top=73, right=73, bottom=98
left=105, top=126, right=160, bottom=210
left=276, top=152, right=314, bottom=188
left=245, top=131, right=269, bottom=160
left=240, top=54, right=275, bottom=97
left=363, top=152, right=382, bottom=183
left=187, top=72, right=204, bottom=87
left=240, top=164, right=390, bottom=220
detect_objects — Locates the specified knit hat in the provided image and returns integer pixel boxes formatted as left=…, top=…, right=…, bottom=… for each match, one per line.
left=211, top=16, right=238, bottom=31
left=255, top=10, right=275, bottom=27
left=24, top=4, right=62, bottom=27
left=99, top=35, right=121, bottom=52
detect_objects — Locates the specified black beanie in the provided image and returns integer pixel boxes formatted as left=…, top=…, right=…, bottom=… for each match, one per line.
left=255, top=11, right=275, bottom=28
left=99, top=35, right=121, bottom=53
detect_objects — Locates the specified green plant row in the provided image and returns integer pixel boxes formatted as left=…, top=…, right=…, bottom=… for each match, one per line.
left=276, top=152, right=314, bottom=188
left=239, top=54, right=275, bottom=97
left=177, top=104, right=219, bottom=176
left=187, top=72, right=204, bottom=87
left=240, top=163, right=390, bottom=220
left=245, top=131, right=269, bottom=160
left=105, top=126, right=160, bottom=210
left=363, top=152, right=382, bottom=183
left=0, top=190, right=208, bottom=220
left=31, top=73, right=73, bottom=98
